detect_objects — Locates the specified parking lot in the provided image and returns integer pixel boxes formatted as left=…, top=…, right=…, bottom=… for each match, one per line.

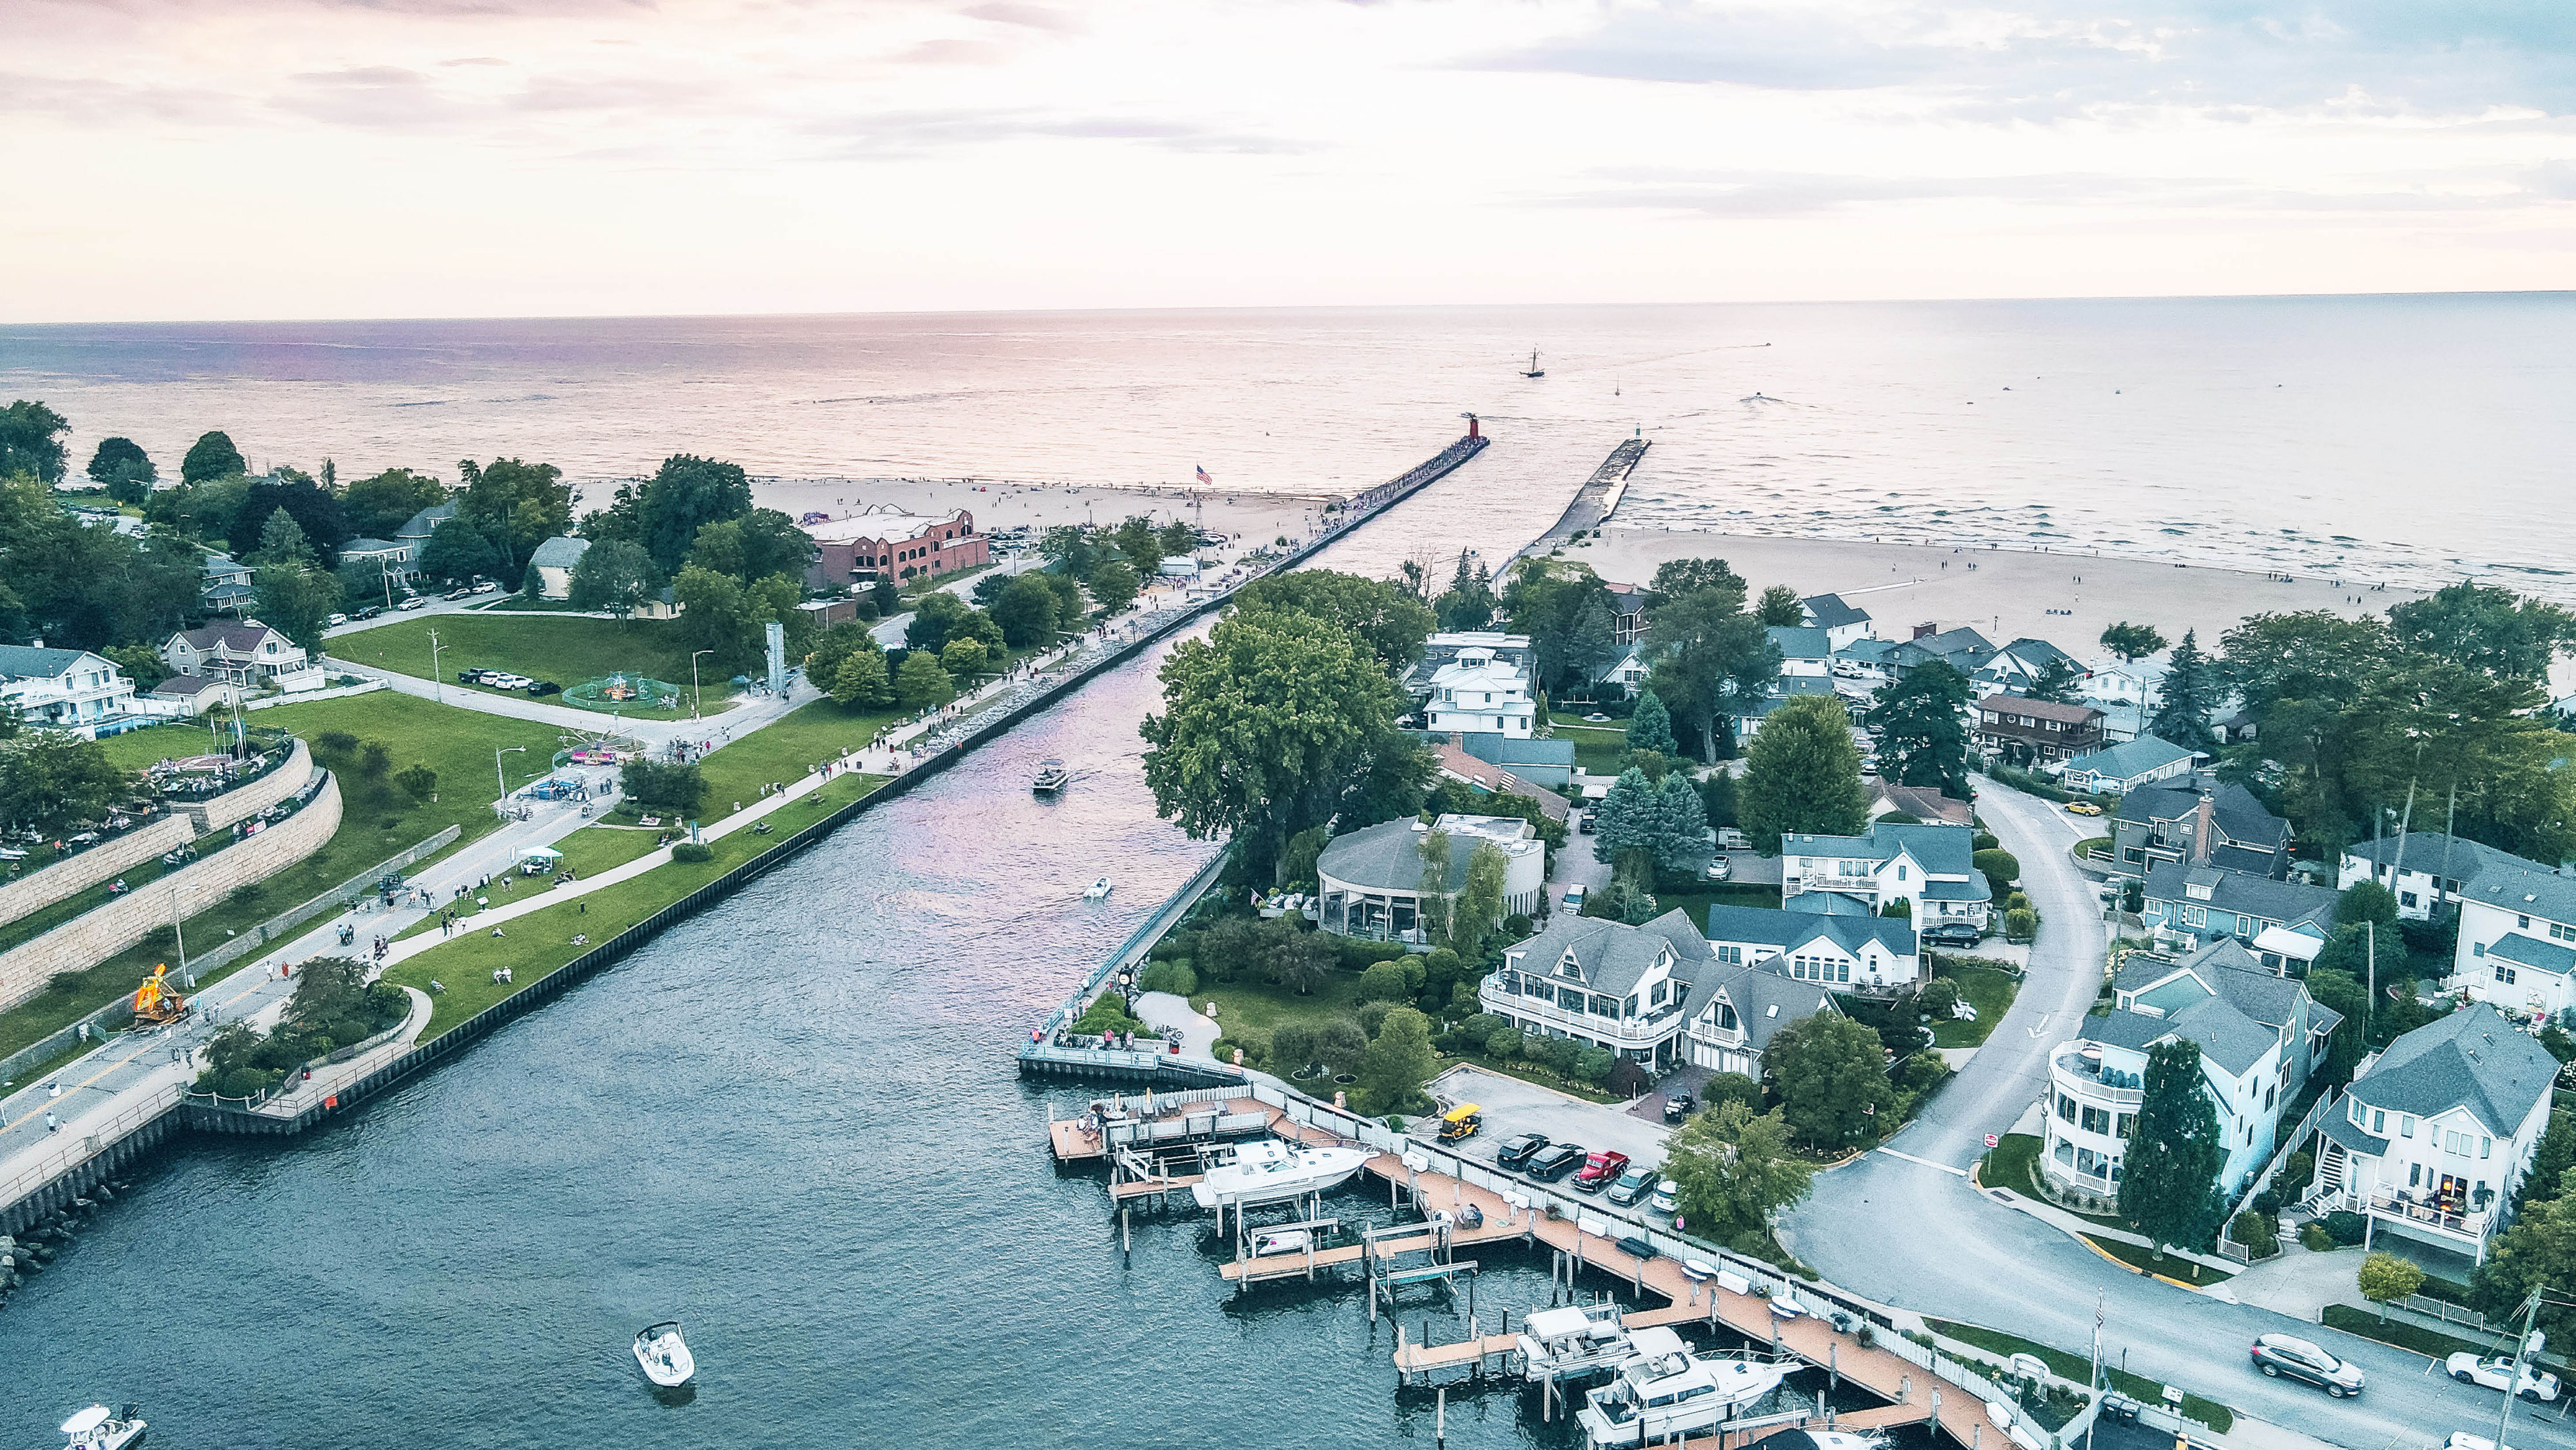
left=1421, top=1064, right=1675, bottom=1175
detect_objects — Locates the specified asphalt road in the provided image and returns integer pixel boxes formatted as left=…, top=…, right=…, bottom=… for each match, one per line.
left=1778, top=779, right=2568, bottom=1450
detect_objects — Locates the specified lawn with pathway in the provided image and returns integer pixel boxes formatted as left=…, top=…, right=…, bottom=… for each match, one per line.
left=1929, top=957, right=2021, bottom=1048
left=328, top=613, right=730, bottom=719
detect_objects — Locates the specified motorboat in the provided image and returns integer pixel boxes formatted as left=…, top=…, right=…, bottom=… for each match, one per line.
left=1032, top=759, right=1071, bottom=795
left=1516, top=1302, right=1635, bottom=1383
left=1189, top=1138, right=1374, bottom=1210
left=59, top=1405, right=145, bottom=1450
left=1762, top=1432, right=1888, bottom=1450
left=1082, top=878, right=1113, bottom=901
left=632, top=1321, right=696, bottom=1388
left=1575, top=1328, right=1792, bottom=1447
left=1253, top=1227, right=1313, bottom=1256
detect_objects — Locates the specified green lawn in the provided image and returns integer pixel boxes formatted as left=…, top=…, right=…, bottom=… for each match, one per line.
left=1931, top=962, right=2020, bottom=1048
left=1654, top=885, right=1784, bottom=929
left=1927, top=1318, right=2236, bottom=1432
left=2319, top=1304, right=2490, bottom=1361
left=0, top=694, right=563, bottom=1059
left=1553, top=722, right=1630, bottom=777
left=1980, top=1132, right=2130, bottom=1229
left=2082, top=1233, right=2235, bottom=1285
left=550, top=825, right=666, bottom=879
left=327, top=615, right=730, bottom=719
left=384, top=770, right=885, bottom=1037
left=692, top=699, right=904, bottom=817
left=1192, top=969, right=1372, bottom=1037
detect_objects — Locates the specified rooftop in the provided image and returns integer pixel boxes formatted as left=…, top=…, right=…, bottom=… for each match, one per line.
left=1766, top=625, right=1833, bottom=660
left=0, top=644, right=106, bottom=680
left=2351, top=1003, right=2559, bottom=1136
left=2115, top=772, right=2292, bottom=850
left=801, top=509, right=968, bottom=545
left=2143, top=861, right=2337, bottom=930
left=2062, top=735, right=2198, bottom=780
left=1705, top=903, right=1917, bottom=958
left=2344, top=833, right=2541, bottom=888
left=1978, top=693, right=2103, bottom=725
left=529, top=535, right=591, bottom=569
left=1803, top=593, right=1869, bottom=629
left=1316, top=814, right=1538, bottom=893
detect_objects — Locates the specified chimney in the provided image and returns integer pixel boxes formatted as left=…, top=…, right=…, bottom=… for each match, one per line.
left=2192, top=788, right=2216, bottom=867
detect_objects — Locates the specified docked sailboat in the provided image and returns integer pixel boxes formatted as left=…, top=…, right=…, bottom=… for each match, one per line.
left=1189, top=1138, right=1374, bottom=1210
left=1032, top=759, right=1070, bottom=795
left=1575, top=1328, right=1792, bottom=1447
left=632, top=1321, right=697, bottom=1388
left=1516, top=1302, right=1636, bottom=1383
left=59, top=1406, right=145, bottom=1450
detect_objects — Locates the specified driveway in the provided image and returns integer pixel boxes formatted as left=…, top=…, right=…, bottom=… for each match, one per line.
left=1425, top=1064, right=1671, bottom=1173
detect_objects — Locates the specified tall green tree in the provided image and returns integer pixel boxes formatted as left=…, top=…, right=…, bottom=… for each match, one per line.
left=1450, top=841, right=1510, bottom=966
left=1139, top=607, right=1408, bottom=884
left=455, top=457, right=573, bottom=587
left=1355, top=1007, right=1436, bottom=1115
left=833, top=649, right=892, bottom=709
left=85, top=436, right=156, bottom=502
left=1646, top=557, right=1744, bottom=608
left=1645, top=582, right=1776, bottom=763
left=418, top=518, right=500, bottom=583
left=2302, top=963, right=2370, bottom=1084
left=1434, top=553, right=1498, bottom=632
left=252, top=563, right=338, bottom=654
left=2099, top=621, right=2167, bottom=664
left=1738, top=693, right=1869, bottom=852
left=2517, top=1115, right=2576, bottom=1215
left=567, top=538, right=658, bottom=620
left=1503, top=556, right=1611, bottom=695
left=1110, top=515, right=1165, bottom=577
left=2119, top=1037, right=2227, bottom=1253
left=181, top=430, right=246, bottom=486
left=1415, top=826, right=1454, bottom=945
left=1762, top=1013, right=1894, bottom=1149
left=337, top=466, right=447, bottom=540
left=229, top=477, right=348, bottom=560
left=1087, top=558, right=1141, bottom=615
left=2388, top=581, right=2576, bottom=684
left=989, top=572, right=1065, bottom=648
left=689, top=507, right=814, bottom=582
left=673, top=566, right=800, bottom=673
left=1233, top=570, right=1435, bottom=671
left=1566, top=594, right=1621, bottom=683
left=252, top=507, right=316, bottom=568
left=1627, top=688, right=1677, bottom=756
left=1663, top=1098, right=1815, bottom=1240
left=1865, top=660, right=1974, bottom=797
left=895, top=650, right=955, bottom=710
left=2471, top=1169, right=2576, bottom=1347
left=2149, top=629, right=2221, bottom=753
left=2024, top=657, right=2085, bottom=704
left=1755, top=584, right=1804, bottom=627
left=0, top=733, right=136, bottom=834
left=0, top=401, right=71, bottom=484
left=633, top=454, right=752, bottom=575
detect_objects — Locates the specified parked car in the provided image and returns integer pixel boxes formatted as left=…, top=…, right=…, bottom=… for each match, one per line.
left=445, top=586, right=475, bottom=601
left=1562, top=884, right=1588, bottom=913
left=2065, top=801, right=2103, bottom=816
left=457, top=669, right=489, bottom=685
left=1524, top=1143, right=1586, bottom=1181
left=470, top=580, right=501, bottom=594
left=1578, top=810, right=1598, bottom=834
left=1921, top=921, right=1984, bottom=948
left=325, top=612, right=348, bottom=626
left=1703, top=856, right=1732, bottom=882
left=1607, top=1166, right=1658, bottom=1206
left=2447, top=1436, right=2516, bottom=1450
left=1571, top=1149, right=1630, bottom=1193
left=1662, top=1092, right=1694, bottom=1123
left=1649, top=1178, right=1680, bottom=1215
left=354, top=605, right=384, bottom=620
left=1495, top=1132, right=1550, bottom=1170
left=527, top=681, right=561, bottom=697
left=2251, top=1334, right=2364, bottom=1397
left=2447, top=1354, right=2559, bottom=1402
left=398, top=594, right=431, bottom=611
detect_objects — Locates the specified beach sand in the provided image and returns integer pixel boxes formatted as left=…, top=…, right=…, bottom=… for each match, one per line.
left=752, top=476, right=1328, bottom=552
left=1567, top=524, right=2425, bottom=657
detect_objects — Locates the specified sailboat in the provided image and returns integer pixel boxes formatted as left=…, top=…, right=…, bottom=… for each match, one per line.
left=1522, top=349, right=1546, bottom=379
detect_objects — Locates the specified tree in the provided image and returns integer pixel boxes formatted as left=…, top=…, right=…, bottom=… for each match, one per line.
left=990, top=572, right=1065, bottom=648
left=1566, top=595, right=1621, bottom=684
left=2354, top=1249, right=2423, bottom=1323
left=673, top=566, right=799, bottom=674
left=252, top=507, right=316, bottom=568
left=1450, top=841, right=1510, bottom=965
left=339, top=467, right=446, bottom=541
left=0, top=733, right=136, bottom=835
left=2337, top=880, right=2400, bottom=934
left=896, top=651, right=955, bottom=711
left=1139, top=607, right=1410, bottom=884
left=1756, top=584, right=1804, bottom=627
left=229, top=476, right=349, bottom=561
left=1645, top=583, right=1776, bottom=763
left=453, top=457, right=572, bottom=588
left=904, top=592, right=1002, bottom=655
left=2024, top=657, right=2085, bottom=704
left=1315, top=1017, right=1370, bottom=1076
left=2389, top=580, right=2576, bottom=684
left=2119, top=1038, right=2227, bottom=1253
left=396, top=764, right=437, bottom=803
left=1664, top=1099, right=1814, bottom=1238
left=418, top=517, right=500, bottom=583
left=1627, top=689, right=1676, bottom=756
left=2520, top=1115, right=2576, bottom=1214
left=0, top=401, right=70, bottom=484
left=1591, top=767, right=1663, bottom=865
left=567, top=538, right=658, bottom=620
left=940, top=637, right=989, bottom=676
left=2303, top=964, right=2369, bottom=1084
left=832, top=648, right=893, bottom=709
left=621, top=759, right=705, bottom=814
left=689, top=507, right=813, bottom=582
left=1235, top=570, right=1436, bottom=672
left=1973, top=849, right=2021, bottom=896
left=1256, top=920, right=1336, bottom=994
left=1738, top=694, right=1869, bottom=853
left=1762, top=1013, right=1895, bottom=1149
left=85, top=436, right=156, bottom=501
left=252, top=564, right=338, bottom=654
left=632, top=454, right=752, bottom=575
left=2472, top=1169, right=2576, bottom=1346
left=1038, top=523, right=1102, bottom=577
left=181, top=430, right=247, bottom=485
left=1434, top=552, right=1498, bottom=632
left=1647, top=557, right=1745, bottom=608
left=1269, top=1022, right=1319, bottom=1075
left=2100, top=621, right=2167, bottom=664
left=1110, top=515, right=1165, bottom=577
left=1865, top=660, right=1974, bottom=798
left=1503, top=556, right=1615, bottom=696
left=1087, top=558, right=1140, bottom=615
left=2149, top=629, right=2221, bottom=754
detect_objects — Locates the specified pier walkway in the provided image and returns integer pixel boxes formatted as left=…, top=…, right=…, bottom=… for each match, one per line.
left=1521, top=437, right=1649, bottom=560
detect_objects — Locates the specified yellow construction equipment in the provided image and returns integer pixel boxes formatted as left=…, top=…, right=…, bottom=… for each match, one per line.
left=130, top=964, right=188, bottom=1026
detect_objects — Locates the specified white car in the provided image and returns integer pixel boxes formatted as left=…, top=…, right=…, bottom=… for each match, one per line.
left=2447, top=1353, right=2560, bottom=1402
left=2449, top=1435, right=2516, bottom=1450
left=1561, top=883, right=1587, bottom=913
left=398, top=595, right=431, bottom=611
left=1650, top=1178, right=1680, bottom=1215
left=471, top=581, right=501, bottom=594
left=326, top=612, right=348, bottom=626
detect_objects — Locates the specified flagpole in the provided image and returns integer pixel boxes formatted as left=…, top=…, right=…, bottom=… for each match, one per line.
left=2088, top=1290, right=2104, bottom=1450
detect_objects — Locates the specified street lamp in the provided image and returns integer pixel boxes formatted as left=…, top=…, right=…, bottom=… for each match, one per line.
left=691, top=648, right=713, bottom=720
left=429, top=626, right=446, bottom=705
left=495, top=745, right=527, bottom=817
left=166, top=879, right=206, bottom=985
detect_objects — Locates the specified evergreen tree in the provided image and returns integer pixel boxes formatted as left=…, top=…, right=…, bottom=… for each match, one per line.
left=2119, top=1038, right=2227, bottom=1252
left=2516, top=1113, right=2576, bottom=1214
left=1591, top=767, right=1660, bottom=865
left=1864, top=660, right=1973, bottom=797
left=252, top=506, right=315, bottom=568
left=1755, top=584, right=1804, bottom=626
left=2149, top=629, right=2221, bottom=753
left=1355, top=1007, right=1436, bottom=1116
left=1627, top=688, right=1677, bottom=756
left=1434, top=553, right=1498, bottom=632
left=1567, top=594, right=1620, bottom=684
left=1738, top=694, right=1869, bottom=853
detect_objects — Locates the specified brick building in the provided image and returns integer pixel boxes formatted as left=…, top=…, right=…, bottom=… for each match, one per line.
left=801, top=509, right=987, bottom=588
left=1974, top=693, right=2105, bottom=768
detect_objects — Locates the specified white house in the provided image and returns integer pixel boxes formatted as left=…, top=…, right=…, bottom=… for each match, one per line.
left=1416, top=632, right=1538, bottom=739
left=1596, top=645, right=1651, bottom=697
left=1315, top=814, right=1547, bottom=944
left=2340, top=833, right=2538, bottom=923
left=2312, top=1004, right=2558, bottom=1263
left=2042, top=939, right=2338, bottom=1204
left=2080, top=659, right=2167, bottom=744
left=1480, top=910, right=1839, bottom=1075
left=528, top=535, right=592, bottom=600
left=1800, top=594, right=1872, bottom=652
left=1974, top=637, right=2082, bottom=695
left=160, top=622, right=324, bottom=694
left=0, top=645, right=144, bottom=738
left=2058, top=735, right=2201, bottom=795
left=2451, top=864, right=2576, bottom=1021
left=1779, top=821, right=1990, bottom=932
left=1765, top=625, right=1834, bottom=678
left=1703, top=902, right=1922, bottom=993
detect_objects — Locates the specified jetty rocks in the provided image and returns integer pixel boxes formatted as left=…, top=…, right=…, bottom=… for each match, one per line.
left=0, top=1177, right=125, bottom=1310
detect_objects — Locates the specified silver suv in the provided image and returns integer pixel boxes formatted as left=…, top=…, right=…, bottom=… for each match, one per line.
left=2250, top=1334, right=2364, bottom=1397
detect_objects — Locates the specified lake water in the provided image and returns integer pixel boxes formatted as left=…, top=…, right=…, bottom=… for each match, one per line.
left=4, top=294, right=2571, bottom=595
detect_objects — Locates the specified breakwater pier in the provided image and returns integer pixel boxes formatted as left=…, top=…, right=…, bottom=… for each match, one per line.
left=1522, top=435, right=1650, bottom=559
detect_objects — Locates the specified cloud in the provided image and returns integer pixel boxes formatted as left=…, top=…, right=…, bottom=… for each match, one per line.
left=897, top=37, right=1013, bottom=64
left=1549, top=164, right=2576, bottom=218
left=806, top=107, right=1321, bottom=158
left=961, top=1, right=1082, bottom=32
left=439, top=55, right=510, bottom=65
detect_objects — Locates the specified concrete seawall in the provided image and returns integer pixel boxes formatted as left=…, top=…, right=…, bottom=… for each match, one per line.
left=1519, top=436, right=1649, bottom=561
left=0, top=740, right=312, bottom=928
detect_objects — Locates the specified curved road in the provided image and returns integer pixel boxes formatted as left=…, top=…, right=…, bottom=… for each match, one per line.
left=1780, top=780, right=2565, bottom=1450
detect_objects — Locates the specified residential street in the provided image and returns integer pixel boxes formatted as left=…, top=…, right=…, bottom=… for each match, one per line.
left=1778, top=780, right=2572, bottom=1450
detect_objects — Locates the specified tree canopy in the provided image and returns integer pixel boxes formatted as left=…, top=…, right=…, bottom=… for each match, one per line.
left=1433, top=552, right=1498, bottom=632
left=690, top=507, right=813, bottom=582
left=1762, top=1012, right=1894, bottom=1149
left=2118, top=1037, right=2227, bottom=1252
left=0, top=400, right=71, bottom=484
left=1645, top=578, right=1776, bottom=764
left=339, top=467, right=447, bottom=541
left=1234, top=569, right=1435, bottom=672
left=418, top=517, right=501, bottom=583
left=2148, top=628, right=2221, bottom=754
left=567, top=538, right=658, bottom=619
left=1663, top=1098, right=1815, bottom=1241
left=673, top=565, right=802, bottom=673
left=85, top=436, right=156, bottom=502
left=1738, top=693, right=1869, bottom=852
left=0, top=733, right=136, bottom=836
left=2099, top=621, right=2167, bottom=663
left=632, top=454, right=753, bottom=575
left=1755, top=584, right=1804, bottom=626
left=1591, top=766, right=1707, bottom=871
left=1865, top=659, right=1974, bottom=798
left=180, top=430, right=246, bottom=485
left=455, top=457, right=573, bottom=587
left=1627, top=688, right=1676, bottom=756
left=229, top=476, right=349, bottom=562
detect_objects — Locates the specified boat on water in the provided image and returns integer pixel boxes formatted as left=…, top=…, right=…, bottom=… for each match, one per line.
left=1253, top=1227, right=1313, bottom=1256
left=1575, top=1327, right=1792, bottom=1447
left=1032, top=759, right=1070, bottom=795
left=1082, top=878, right=1113, bottom=901
left=632, top=1321, right=696, bottom=1388
left=1189, top=1138, right=1374, bottom=1210
left=1516, top=1302, right=1636, bottom=1383
left=1522, top=348, right=1546, bottom=379
left=59, top=1406, right=145, bottom=1450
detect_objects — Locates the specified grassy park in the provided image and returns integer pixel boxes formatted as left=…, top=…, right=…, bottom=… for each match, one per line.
left=328, top=615, right=728, bottom=719
left=691, top=699, right=905, bottom=813
left=1552, top=721, right=1630, bottom=777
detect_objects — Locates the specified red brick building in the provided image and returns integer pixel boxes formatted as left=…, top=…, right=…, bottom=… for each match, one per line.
left=801, top=509, right=987, bottom=587
left=1975, top=693, right=2106, bottom=768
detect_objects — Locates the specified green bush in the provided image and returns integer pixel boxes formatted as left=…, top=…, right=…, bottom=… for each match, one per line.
left=1074, top=993, right=1144, bottom=1036
left=1357, top=961, right=1412, bottom=1003
left=2229, top=1210, right=2279, bottom=1257
left=2322, top=1210, right=2367, bottom=1245
left=1974, top=848, right=2021, bottom=892
left=1921, top=978, right=1961, bottom=1018
left=1484, top=1025, right=1520, bottom=1060
left=1214, top=1024, right=1268, bottom=1068
left=1502, top=912, right=1533, bottom=940
left=1702, top=1071, right=1763, bottom=1110
left=2005, top=908, right=2038, bottom=940
left=1335, top=938, right=1412, bottom=970
left=670, top=841, right=712, bottom=863
left=2281, top=1151, right=2315, bottom=1195
left=1356, top=999, right=1394, bottom=1037
left=2300, top=1221, right=2333, bottom=1252
left=1574, top=1046, right=1615, bottom=1083
left=1270, top=1022, right=1318, bottom=1075
left=1137, top=960, right=1198, bottom=996
left=1973, top=831, right=1999, bottom=852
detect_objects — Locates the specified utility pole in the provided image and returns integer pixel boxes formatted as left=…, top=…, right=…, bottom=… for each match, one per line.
left=2086, top=1290, right=2104, bottom=1450
left=2499, top=1289, right=2544, bottom=1450
left=429, top=626, right=446, bottom=704
left=2365, top=919, right=2377, bottom=1042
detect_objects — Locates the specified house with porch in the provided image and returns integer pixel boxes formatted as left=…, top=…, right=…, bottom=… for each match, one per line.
left=1767, top=625, right=1834, bottom=679
left=2449, top=863, right=2576, bottom=1022
left=2107, top=773, right=2293, bottom=882
left=2339, top=833, right=2537, bottom=924
left=1974, top=693, right=2104, bottom=768
left=1703, top=903, right=1922, bottom=994
left=2140, top=862, right=2338, bottom=972
left=1315, top=814, right=1548, bottom=944
left=2058, top=735, right=2201, bottom=795
left=1407, top=632, right=1539, bottom=741
left=1479, top=909, right=1839, bottom=1075
left=1800, top=594, right=1872, bottom=651
left=1729, top=674, right=1841, bottom=743
left=0, top=645, right=145, bottom=738
left=1778, top=821, right=1990, bottom=933
left=159, top=622, right=325, bottom=693
left=2312, top=1003, right=2557, bottom=1264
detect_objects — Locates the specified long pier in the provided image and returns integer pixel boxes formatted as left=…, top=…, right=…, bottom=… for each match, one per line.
left=1521, top=436, right=1649, bottom=560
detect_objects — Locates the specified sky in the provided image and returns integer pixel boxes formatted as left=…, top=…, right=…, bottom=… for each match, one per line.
left=8, top=0, right=2573, bottom=322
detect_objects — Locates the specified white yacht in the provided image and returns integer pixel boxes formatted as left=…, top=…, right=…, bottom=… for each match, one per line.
left=59, top=1406, right=145, bottom=1450
left=1082, top=878, right=1113, bottom=901
left=1763, top=1431, right=1888, bottom=1450
left=1575, top=1327, right=1792, bottom=1447
left=1189, top=1138, right=1374, bottom=1210
left=632, top=1321, right=696, bottom=1388
left=1516, top=1302, right=1635, bottom=1383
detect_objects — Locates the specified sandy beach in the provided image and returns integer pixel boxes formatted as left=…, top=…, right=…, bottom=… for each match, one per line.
left=751, top=476, right=1330, bottom=553
left=1567, top=524, right=2426, bottom=659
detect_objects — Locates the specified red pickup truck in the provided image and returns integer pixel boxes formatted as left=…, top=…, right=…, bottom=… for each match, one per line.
left=1571, top=1149, right=1630, bottom=1193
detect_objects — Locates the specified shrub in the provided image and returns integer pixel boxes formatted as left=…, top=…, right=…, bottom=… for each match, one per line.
left=1074, top=993, right=1143, bottom=1035
left=623, top=758, right=707, bottom=815
left=1607, top=1059, right=1653, bottom=1098
left=1217, top=1024, right=1269, bottom=1068
left=1574, top=1047, right=1615, bottom=1083
left=1137, top=960, right=1197, bottom=996
left=2005, top=892, right=2031, bottom=915
left=1973, top=831, right=1998, bottom=852
left=1898, top=1052, right=1950, bottom=1092
left=1271, top=1022, right=1319, bottom=1075
left=1539, top=1036, right=1583, bottom=1076
left=2230, top=1210, right=2279, bottom=1257
left=670, top=841, right=712, bottom=863
left=1315, top=1018, right=1369, bottom=1077
left=1502, top=912, right=1533, bottom=941
left=1702, top=1071, right=1763, bottom=1111
left=2005, top=908, right=2038, bottom=941
left=2322, top=1210, right=2367, bottom=1246
left=1335, top=937, right=1412, bottom=970
left=2281, top=1151, right=2315, bottom=1196
left=1973, top=848, right=2021, bottom=893
left=1357, top=961, right=1412, bottom=1003
left=1920, top=978, right=1961, bottom=1018
left=1484, top=1025, right=1521, bottom=1060
left=2300, top=1222, right=2333, bottom=1252
left=1356, top=1000, right=1395, bottom=1037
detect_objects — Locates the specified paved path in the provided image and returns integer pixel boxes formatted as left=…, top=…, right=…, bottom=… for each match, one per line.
left=1131, top=992, right=1219, bottom=1060
left=318, top=654, right=821, bottom=750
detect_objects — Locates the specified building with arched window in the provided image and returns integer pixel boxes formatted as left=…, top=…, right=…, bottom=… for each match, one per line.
left=800, top=509, right=987, bottom=587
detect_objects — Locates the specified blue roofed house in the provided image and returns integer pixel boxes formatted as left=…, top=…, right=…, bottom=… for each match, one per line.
left=2058, top=735, right=2202, bottom=795
left=1479, top=910, right=1841, bottom=1075
left=1778, top=821, right=1991, bottom=935
left=528, top=535, right=592, bottom=599
left=2041, top=939, right=2339, bottom=1207
left=2449, top=863, right=2576, bottom=1022
left=2107, top=772, right=2293, bottom=882
left=2311, top=1003, right=2559, bottom=1263
left=2140, top=857, right=2340, bottom=973
left=1729, top=674, right=1841, bottom=742
left=1704, top=903, right=1922, bottom=994
left=0, top=644, right=147, bottom=738
left=1766, top=625, right=1834, bottom=679
left=1800, top=594, right=1872, bottom=651
left=1832, top=636, right=1902, bottom=686
left=2338, top=832, right=2537, bottom=924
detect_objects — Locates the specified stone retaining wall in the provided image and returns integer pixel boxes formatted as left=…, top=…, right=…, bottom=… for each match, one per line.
left=195, top=739, right=313, bottom=832
left=0, top=773, right=343, bottom=1012
left=0, top=740, right=310, bottom=928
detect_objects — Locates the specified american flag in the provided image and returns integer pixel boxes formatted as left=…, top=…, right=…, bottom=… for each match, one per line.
left=1195, top=464, right=1212, bottom=487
